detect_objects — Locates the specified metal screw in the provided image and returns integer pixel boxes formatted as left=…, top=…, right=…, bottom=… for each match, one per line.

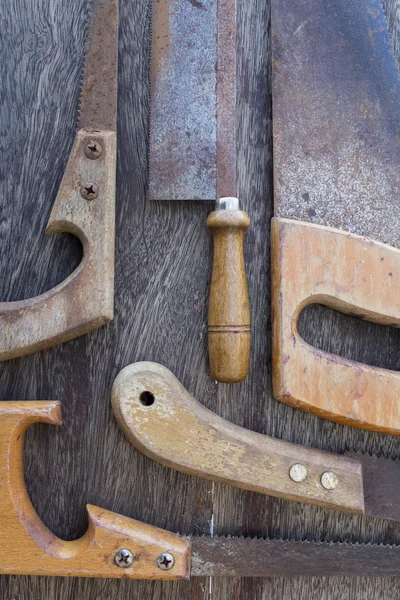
left=289, top=463, right=308, bottom=483
left=157, top=552, right=175, bottom=571
left=321, top=471, right=339, bottom=490
left=80, top=183, right=99, bottom=201
left=85, top=140, right=102, bottom=159
left=114, top=548, right=134, bottom=568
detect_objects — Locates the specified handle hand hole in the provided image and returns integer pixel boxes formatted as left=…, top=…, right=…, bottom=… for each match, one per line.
left=298, top=304, right=400, bottom=371
left=140, top=391, right=155, bottom=406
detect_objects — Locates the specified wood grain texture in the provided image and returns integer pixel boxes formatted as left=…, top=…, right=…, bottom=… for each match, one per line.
left=0, top=401, right=190, bottom=580
left=112, top=362, right=364, bottom=514
left=0, top=128, right=116, bottom=360
left=0, top=0, right=399, bottom=598
left=207, top=209, right=250, bottom=382
left=272, top=217, right=400, bottom=434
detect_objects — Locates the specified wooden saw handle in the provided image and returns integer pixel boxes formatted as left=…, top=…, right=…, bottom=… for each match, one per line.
left=207, top=208, right=251, bottom=382
left=0, top=401, right=190, bottom=579
left=272, top=217, right=400, bottom=434
left=112, top=362, right=365, bottom=515
left=0, top=129, right=116, bottom=361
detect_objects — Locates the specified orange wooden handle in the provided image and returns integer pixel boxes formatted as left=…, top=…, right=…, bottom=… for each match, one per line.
left=0, top=401, right=190, bottom=579
left=207, top=209, right=251, bottom=383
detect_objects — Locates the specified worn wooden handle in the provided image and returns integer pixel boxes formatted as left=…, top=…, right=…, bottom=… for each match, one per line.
left=0, top=129, right=116, bottom=361
left=112, top=362, right=365, bottom=515
left=0, top=401, right=190, bottom=579
left=207, top=209, right=251, bottom=382
left=272, top=217, right=400, bottom=434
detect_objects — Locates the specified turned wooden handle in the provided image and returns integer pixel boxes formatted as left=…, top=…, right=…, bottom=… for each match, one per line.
left=207, top=209, right=251, bottom=382
left=112, top=362, right=365, bottom=514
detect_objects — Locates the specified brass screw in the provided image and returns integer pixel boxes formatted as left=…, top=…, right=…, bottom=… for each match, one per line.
left=289, top=463, right=308, bottom=483
left=321, top=471, right=339, bottom=490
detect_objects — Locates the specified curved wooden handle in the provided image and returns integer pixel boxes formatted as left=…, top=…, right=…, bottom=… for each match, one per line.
left=112, top=362, right=365, bottom=515
left=207, top=209, right=251, bottom=382
left=0, top=129, right=115, bottom=361
left=272, top=217, right=400, bottom=434
left=0, top=401, right=190, bottom=579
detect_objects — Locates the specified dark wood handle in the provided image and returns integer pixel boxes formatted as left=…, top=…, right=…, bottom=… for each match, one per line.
left=206, top=209, right=250, bottom=382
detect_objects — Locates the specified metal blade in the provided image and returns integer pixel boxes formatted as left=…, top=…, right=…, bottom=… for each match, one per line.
left=191, top=535, right=400, bottom=577
left=345, top=452, right=400, bottom=522
left=78, top=0, right=119, bottom=131
left=148, top=0, right=237, bottom=201
left=272, top=0, right=400, bottom=246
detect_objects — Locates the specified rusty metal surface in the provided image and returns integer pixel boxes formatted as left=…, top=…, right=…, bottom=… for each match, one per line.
left=190, top=535, right=400, bottom=577
left=78, top=0, right=119, bottom=131
left=148, top=0, right=237, bottom=200
left=346, top=452, right=400, bottom=522
left=272, top=0, right=400, bottom=247
left=216, top=0, right=237, bottom=199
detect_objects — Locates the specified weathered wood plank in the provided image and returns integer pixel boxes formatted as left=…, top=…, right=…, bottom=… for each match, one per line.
left=0, top=0, right=399, bottom=598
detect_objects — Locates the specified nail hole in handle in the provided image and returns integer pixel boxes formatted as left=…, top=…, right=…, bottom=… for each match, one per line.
left=140, top=391, right=155, bottom=406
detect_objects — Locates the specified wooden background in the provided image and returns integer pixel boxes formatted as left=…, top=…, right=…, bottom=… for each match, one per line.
left=1, top=0, right=400, bottom=597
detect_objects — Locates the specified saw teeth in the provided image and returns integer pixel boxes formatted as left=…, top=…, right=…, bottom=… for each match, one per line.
left=346, top=449, right=400, bottom=463
left=146, top=0, right=154, bottom=195
left=189, top=534, right=400, bottom=548
left=76, top=0, right=95, bottom=131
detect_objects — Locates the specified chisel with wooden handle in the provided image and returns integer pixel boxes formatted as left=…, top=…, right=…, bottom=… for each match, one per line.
left=148, top=0, right=250, bottom=383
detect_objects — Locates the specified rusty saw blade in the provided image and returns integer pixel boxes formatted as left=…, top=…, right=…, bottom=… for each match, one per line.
left=147, top=0, right=250, bottom=384
left=148, top=0, right=236, bottom=200
left=78, top=0, right=118, bottom=132
left=272, top=0, right=400, bottom=245
left=189, top=535, right=400, bottom=577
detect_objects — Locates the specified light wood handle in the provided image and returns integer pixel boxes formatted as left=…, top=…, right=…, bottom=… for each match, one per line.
left=0, top=401, right=190, bottom=579
left=207, top=209, right=251, bottom=382
left=0, top=129, right=115, bottom=361
left=112, top=362, right=365, bottom=515
left=272, top=217, right=400, bottom=434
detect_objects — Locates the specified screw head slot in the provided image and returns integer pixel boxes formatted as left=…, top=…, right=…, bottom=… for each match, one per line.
left=85, top=141, right=102, bottom=159
left=80, top=183, right=99, bottom=201
left=157, top=552, right=175, bottom=571
left=115, top=548, right=134, bottom=568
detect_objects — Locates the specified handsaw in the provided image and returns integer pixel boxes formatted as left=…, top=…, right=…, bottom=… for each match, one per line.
left=4, top=402, right=399, bottom=580
left=148, top=0, right=250, bottom=383
left=112, top=362, right=400, bottom=522
left=0, top=0, right=117, bottom=360
left=271, top=0, right=400, bottom=432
